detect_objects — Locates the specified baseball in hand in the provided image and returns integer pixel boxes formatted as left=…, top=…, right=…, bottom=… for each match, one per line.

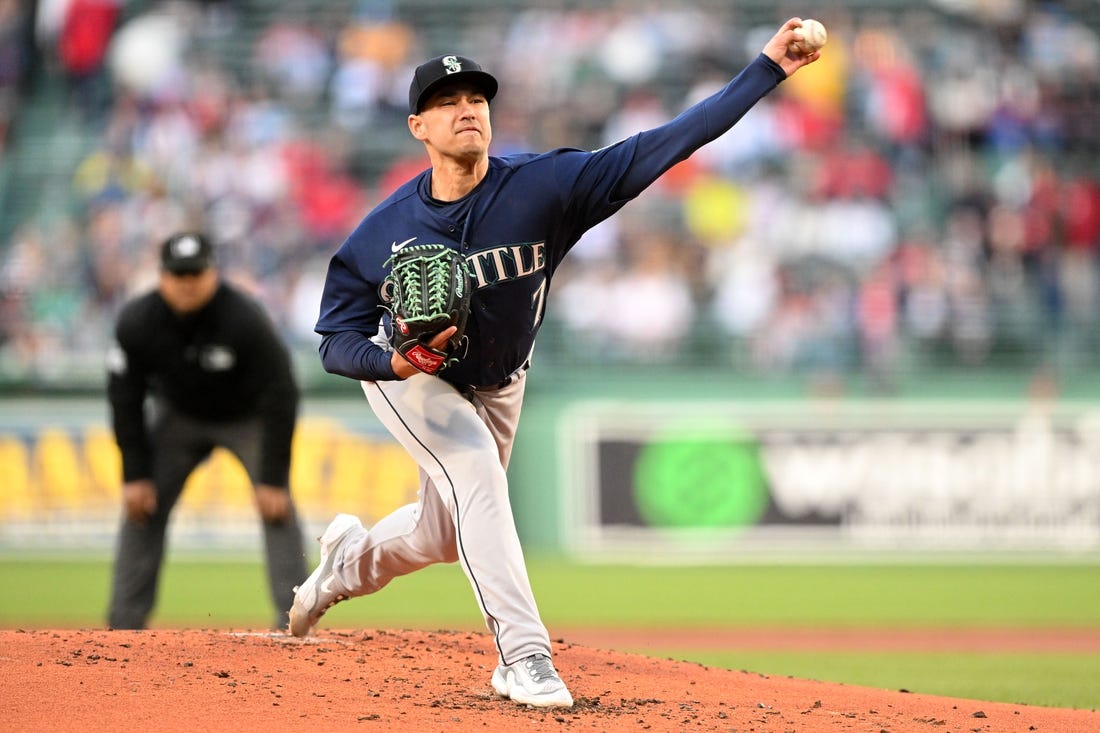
left=793, top=18, right=827, bottom=55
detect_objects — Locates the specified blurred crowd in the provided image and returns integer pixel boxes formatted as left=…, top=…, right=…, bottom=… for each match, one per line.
left=1, top=0, right=1100, bottom=392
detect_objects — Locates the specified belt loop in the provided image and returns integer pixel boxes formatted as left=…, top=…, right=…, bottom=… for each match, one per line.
left=502, top=359, right=530, bottom=388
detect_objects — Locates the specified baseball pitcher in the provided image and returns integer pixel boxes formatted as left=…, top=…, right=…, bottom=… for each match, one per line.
left=289, top=18, right=823, bottom=708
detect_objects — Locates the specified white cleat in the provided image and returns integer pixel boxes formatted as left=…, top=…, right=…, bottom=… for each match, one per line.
left=287, top=513, right=364, bottom=637
left=491, top=653, right=574, bottom=708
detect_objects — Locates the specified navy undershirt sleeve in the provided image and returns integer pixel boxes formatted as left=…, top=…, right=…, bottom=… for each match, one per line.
left=319, top=330, right=396, bottom=381
left=616, top=54, right=785, bottom=199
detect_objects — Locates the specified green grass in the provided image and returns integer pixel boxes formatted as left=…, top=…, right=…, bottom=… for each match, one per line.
left=532, top=562, right=1100, bottom=628
left=2, top=556, right=1098, bottom=709
left=670, top=650, right=1100, bottom=710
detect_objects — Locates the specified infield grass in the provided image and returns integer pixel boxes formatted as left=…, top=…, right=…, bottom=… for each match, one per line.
left=2, top=555, right=1098, bottom=709
left=681, top=650, right=1100, bottom=711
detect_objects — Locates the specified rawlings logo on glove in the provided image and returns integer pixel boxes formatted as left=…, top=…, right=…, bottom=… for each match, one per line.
left=382, top=243, right=473, bottom=375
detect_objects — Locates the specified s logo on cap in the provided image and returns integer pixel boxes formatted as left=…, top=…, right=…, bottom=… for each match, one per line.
left=409, top=54, right=498, bottom=114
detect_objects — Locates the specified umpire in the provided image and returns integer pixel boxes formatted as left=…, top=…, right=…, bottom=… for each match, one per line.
left=105, top=231, right=307, bottom=630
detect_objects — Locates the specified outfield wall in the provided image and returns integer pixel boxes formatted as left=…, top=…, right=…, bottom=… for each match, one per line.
left=0, top=397, right=411, bottom=551
left=2, top=389, right=1099, bottom=558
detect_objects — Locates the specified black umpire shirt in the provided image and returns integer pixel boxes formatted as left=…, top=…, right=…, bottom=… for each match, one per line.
left=107, top=281, right=299, bottom=488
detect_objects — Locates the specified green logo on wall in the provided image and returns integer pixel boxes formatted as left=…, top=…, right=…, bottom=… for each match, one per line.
left=633, top=432, right=768, bottom=528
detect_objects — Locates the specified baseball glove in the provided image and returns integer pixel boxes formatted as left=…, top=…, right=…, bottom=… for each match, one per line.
left=383, top=243, right=473, bottom=374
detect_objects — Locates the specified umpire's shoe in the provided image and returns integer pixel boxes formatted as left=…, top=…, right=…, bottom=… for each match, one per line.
left=491, top=653, right=574, bottom=708
left=287, top=513, right=364, bottom=637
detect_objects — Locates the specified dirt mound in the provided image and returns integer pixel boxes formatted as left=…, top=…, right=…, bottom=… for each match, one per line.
left=2, top=628, right=1097, bottom=732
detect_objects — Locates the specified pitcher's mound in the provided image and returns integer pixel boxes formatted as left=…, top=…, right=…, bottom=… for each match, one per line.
left=2, top=628, right=1097, bottom=732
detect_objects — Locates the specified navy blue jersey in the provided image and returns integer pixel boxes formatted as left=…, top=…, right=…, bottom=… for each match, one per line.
left=316, top=54, right=785, bottom=389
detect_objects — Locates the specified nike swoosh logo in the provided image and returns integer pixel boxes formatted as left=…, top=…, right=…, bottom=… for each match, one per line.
left=321, top=577, right=338, bottom=595
left=391, top=237, right=417, bottom=253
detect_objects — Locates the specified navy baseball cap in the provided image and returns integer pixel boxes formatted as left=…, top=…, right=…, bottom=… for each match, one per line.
left=160, top=232, right=215, bottom=274
left=408, top=54, right=498, bottom=114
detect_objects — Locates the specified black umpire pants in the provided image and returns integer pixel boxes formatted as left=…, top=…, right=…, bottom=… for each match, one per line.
left=107, top=407, right=308, bottom=630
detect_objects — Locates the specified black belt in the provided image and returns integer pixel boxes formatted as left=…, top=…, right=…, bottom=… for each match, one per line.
left=467, top=360, right=530, bottom=392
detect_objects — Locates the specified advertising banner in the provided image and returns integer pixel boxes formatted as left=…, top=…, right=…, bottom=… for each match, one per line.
left=561, top=400, right=1100, bottom=558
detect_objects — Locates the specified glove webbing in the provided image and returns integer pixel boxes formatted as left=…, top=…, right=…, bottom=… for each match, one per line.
left=388, top=246, right=459, bottom=323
